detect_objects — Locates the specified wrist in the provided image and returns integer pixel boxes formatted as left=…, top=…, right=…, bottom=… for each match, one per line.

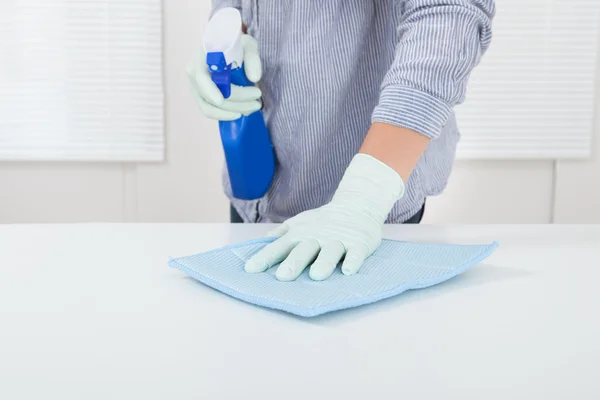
left=332, top=153, right=405, bottom=224
left=359, top=122, right=430, bottom=182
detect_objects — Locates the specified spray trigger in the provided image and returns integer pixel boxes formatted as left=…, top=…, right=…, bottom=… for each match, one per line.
left=206, top=51, right=232, bottom=98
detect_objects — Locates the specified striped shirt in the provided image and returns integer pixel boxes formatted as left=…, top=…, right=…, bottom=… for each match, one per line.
left=212, top=0, right=495, bottom=223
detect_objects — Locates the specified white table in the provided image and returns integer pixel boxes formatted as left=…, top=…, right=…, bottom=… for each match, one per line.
left=1, top=224, right=599, bottom=399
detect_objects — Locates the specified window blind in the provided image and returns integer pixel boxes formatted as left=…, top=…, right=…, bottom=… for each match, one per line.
left=0, top=0, right=163, bottom=161
left=455, top=0, right=600, bottom=159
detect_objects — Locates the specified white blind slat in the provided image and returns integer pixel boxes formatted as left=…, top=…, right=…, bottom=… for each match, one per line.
left=456, top=0, right=599, bottom=159
left=0, top=0, right=164, bottom=162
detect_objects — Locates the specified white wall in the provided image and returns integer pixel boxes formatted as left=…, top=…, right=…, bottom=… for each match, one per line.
left=0, top=0, right=598, bottom=224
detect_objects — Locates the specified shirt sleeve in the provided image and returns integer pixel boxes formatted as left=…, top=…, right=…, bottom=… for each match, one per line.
left=371, top=0, right=495, bottom=140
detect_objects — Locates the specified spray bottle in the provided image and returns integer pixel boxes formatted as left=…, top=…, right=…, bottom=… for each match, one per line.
left=203, top=7, right=275, bottom=200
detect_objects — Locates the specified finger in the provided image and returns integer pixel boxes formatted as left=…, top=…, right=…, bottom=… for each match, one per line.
left=187, top=65, right=236, bottom=119
left=245, top=236, right=296, bottom=273
left=275, top=239, right=321, bottom=281
left=341, top=247, right=369, bottom=276
left=241, top=35, right=262, bottom=82
left=219, top=99, right=262, bottom=116
left=266, top=223, right=290, bottom=238
left=188, top=68, right=259, bottom=118
left=229, top=85, right=262, bottom=102
left=192, top=93, right=241, bottom=121
left=193, top=65, right=226, bottom=106
left=309, top=240, right=346, bottom=281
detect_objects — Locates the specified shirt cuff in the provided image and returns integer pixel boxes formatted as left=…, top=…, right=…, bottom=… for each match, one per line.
left=371, top=85, right=454, bottom=140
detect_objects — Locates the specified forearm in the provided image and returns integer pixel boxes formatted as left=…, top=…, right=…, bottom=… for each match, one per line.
left=364, top=1, right=494, bottom=181
left=373, top=0, right=495, bottom=133
left=359, top=123, right=430, bottom=183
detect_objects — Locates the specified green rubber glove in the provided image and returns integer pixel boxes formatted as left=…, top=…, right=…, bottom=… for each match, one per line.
left=245, top=153, right=405, bottom=281
left=186, top=34, right=262, bottom=121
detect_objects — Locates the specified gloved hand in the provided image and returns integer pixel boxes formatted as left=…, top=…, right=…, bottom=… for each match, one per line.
left=186, top=34, right=262, bottom=121
left=245, top=153, right=405, bottom=281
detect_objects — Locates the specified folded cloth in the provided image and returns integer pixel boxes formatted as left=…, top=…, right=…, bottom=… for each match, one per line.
left=169, top=238, right=498, bottom=317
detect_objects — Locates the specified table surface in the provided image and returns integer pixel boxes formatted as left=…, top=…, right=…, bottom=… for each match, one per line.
left=1, top=223, right=599, bottom=400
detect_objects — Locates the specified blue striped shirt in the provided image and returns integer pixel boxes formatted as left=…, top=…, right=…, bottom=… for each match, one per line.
left=212, top=0, right=495, bottom=223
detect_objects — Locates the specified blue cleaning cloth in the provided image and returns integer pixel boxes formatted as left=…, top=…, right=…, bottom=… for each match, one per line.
left=169, top=238, right=498, bottom=317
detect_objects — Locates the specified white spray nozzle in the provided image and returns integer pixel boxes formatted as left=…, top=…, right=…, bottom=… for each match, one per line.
left=203, top=7, right=244, bottom=68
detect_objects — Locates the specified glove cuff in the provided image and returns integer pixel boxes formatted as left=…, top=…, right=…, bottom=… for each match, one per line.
left=332, top=153, right=405, bottom=224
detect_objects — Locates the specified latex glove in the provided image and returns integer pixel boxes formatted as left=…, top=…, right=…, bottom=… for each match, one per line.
left=245, top=153, right=405, bottom=281
left=186, top=34, right=262, bottom=121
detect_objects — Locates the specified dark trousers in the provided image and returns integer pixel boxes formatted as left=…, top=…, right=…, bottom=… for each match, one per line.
left=230, top=200, right=426, bottom=224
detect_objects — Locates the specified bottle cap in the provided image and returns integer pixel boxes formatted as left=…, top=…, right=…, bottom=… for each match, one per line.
left=203, top=7, right=244, bottom=69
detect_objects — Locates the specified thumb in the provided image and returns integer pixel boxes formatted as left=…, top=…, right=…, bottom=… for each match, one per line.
left=241, top=34, right=262, bottom=83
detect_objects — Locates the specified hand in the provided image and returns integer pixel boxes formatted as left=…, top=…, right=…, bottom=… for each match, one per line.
left=245, top=154, right=405, bottom=281
left=186, top=34, right=262, bottom=121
